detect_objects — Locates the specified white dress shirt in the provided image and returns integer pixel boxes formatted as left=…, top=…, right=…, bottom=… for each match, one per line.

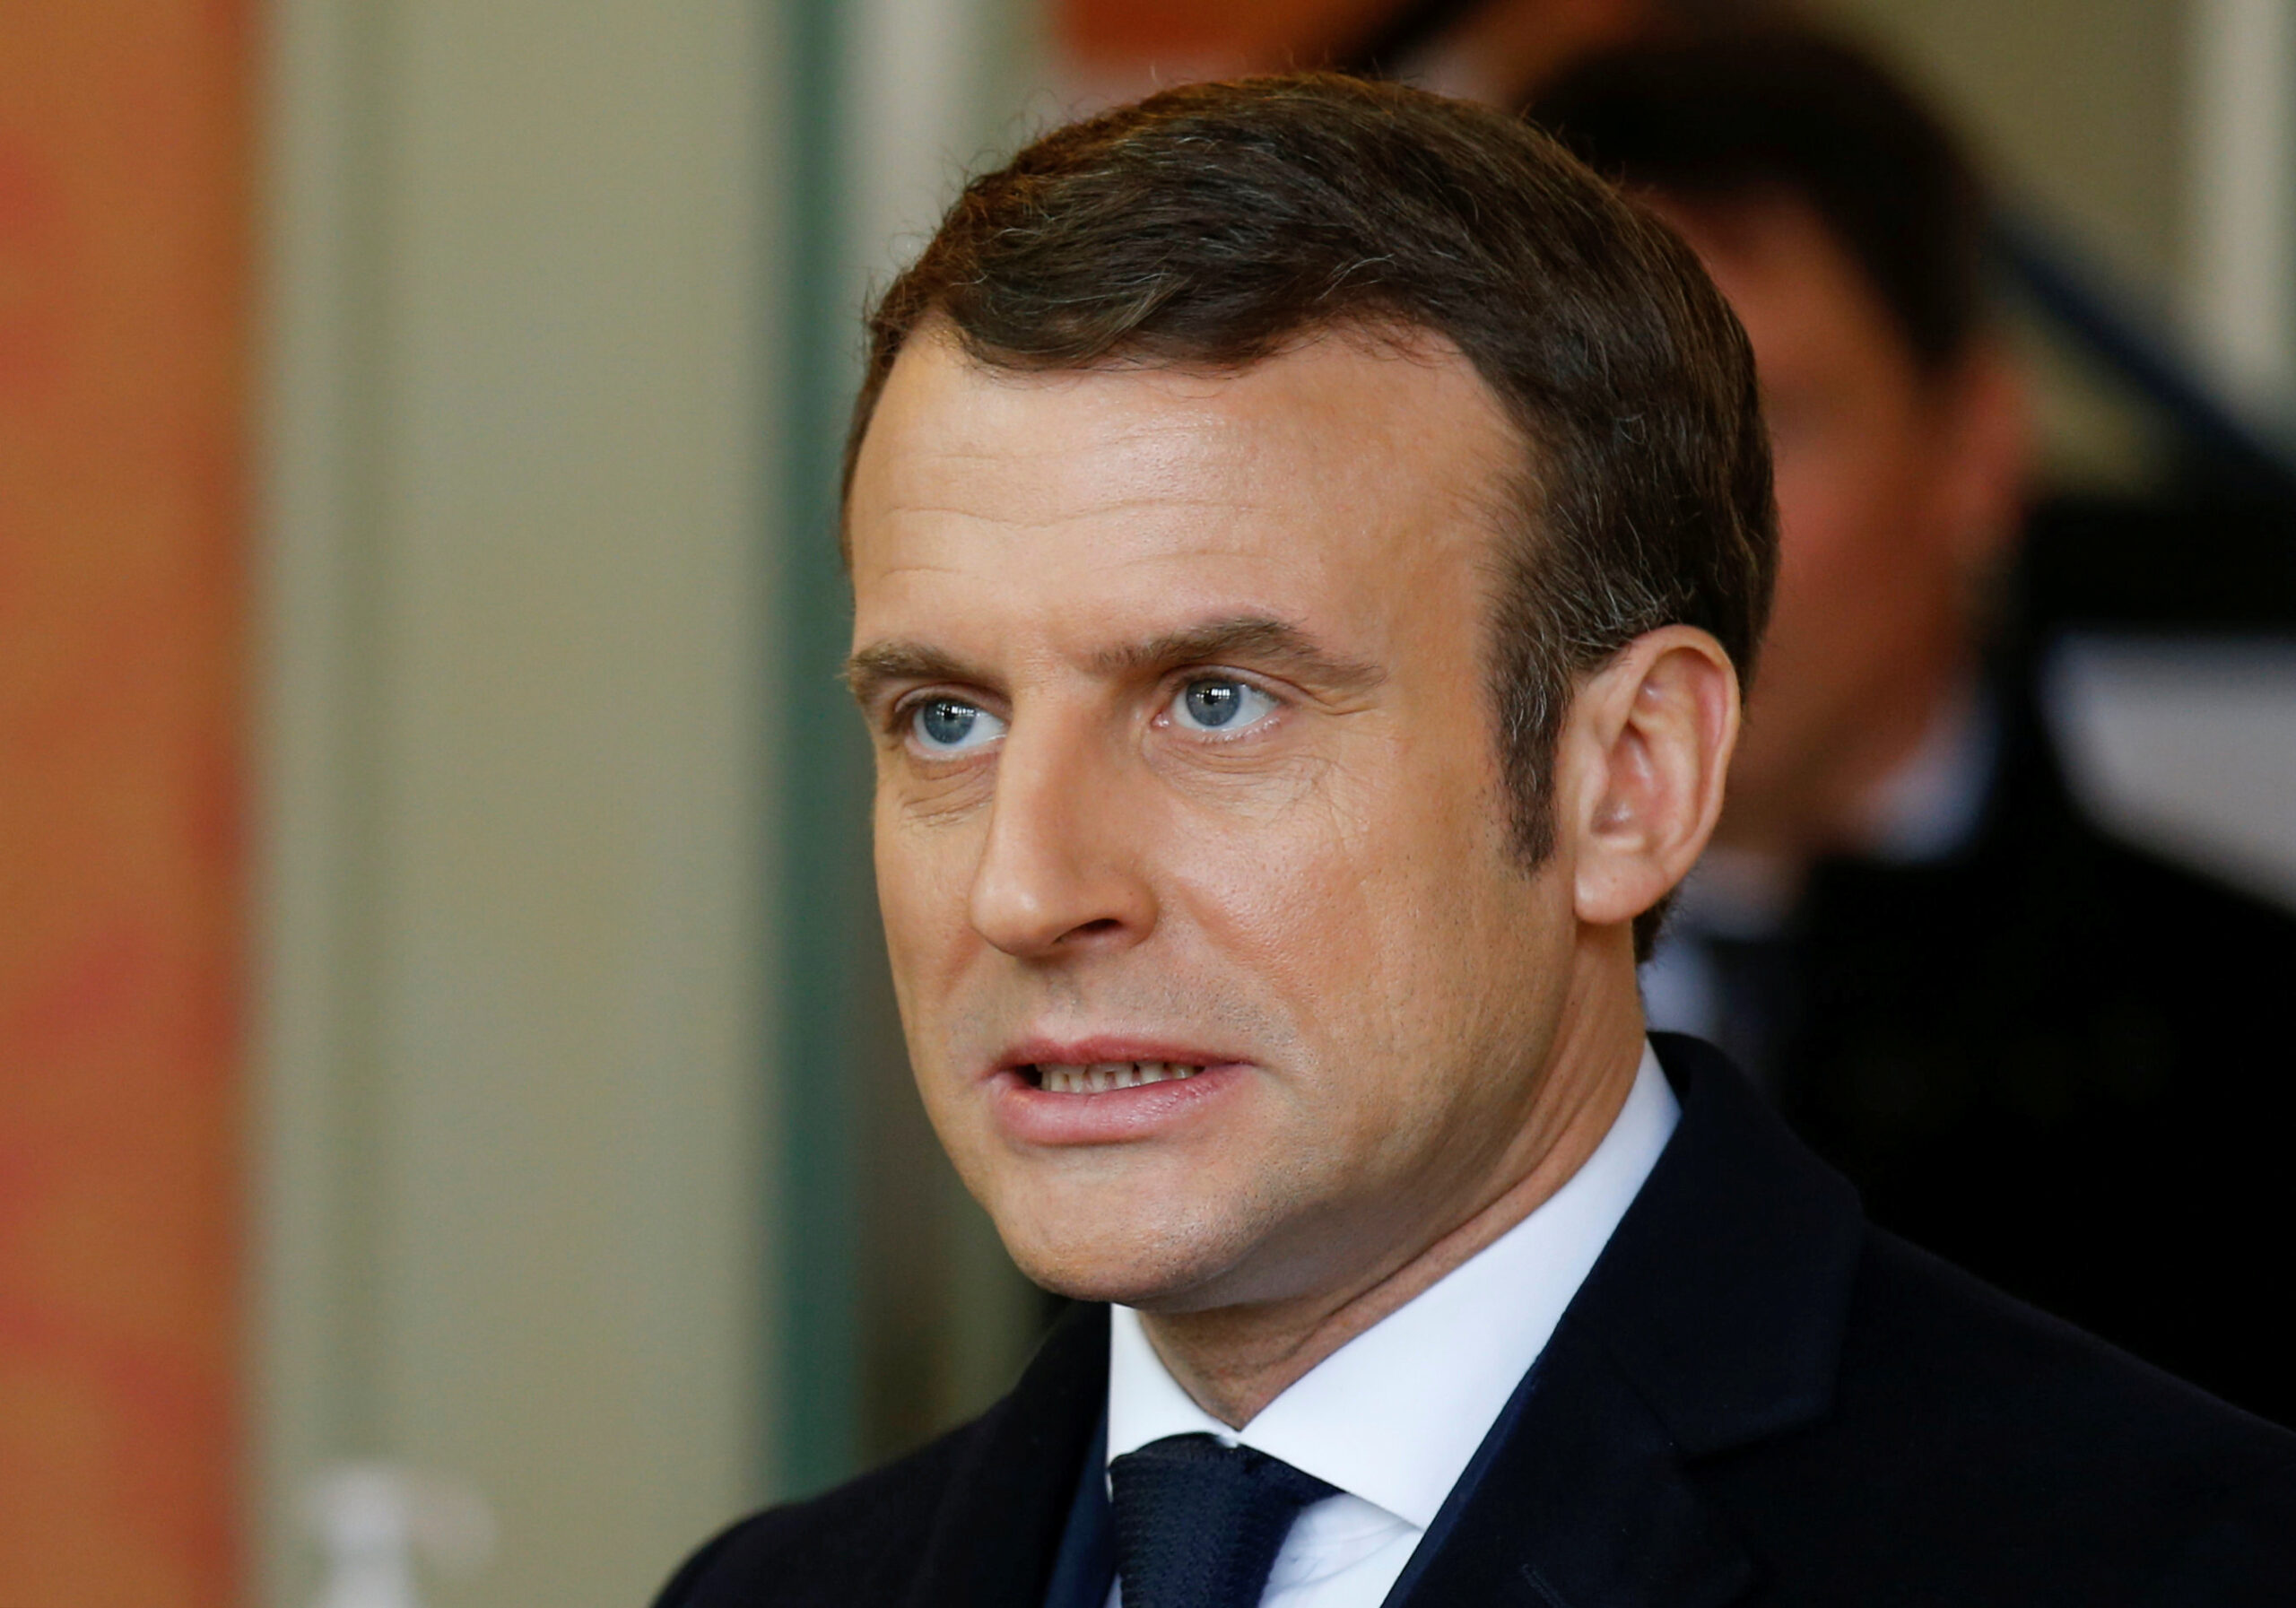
left=1103, top=1042, right=1681, bottom=1608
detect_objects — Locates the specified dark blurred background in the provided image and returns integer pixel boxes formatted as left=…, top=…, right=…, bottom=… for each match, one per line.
left=2, top=2, right=2289, bottom=1605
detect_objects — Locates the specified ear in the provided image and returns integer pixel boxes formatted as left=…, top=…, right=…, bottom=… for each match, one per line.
left=1557, top=627, right=1741, bottom=932
left=1934, top=343, right=2029, bottom=575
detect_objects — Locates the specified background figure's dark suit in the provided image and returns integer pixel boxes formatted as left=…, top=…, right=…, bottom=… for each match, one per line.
left=1737, top=656, right=2296, bottom=1430
left=657, top=1037, right=2296, bottom=1608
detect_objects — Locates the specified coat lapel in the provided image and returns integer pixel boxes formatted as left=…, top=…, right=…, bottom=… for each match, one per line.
left=1391, top=1035, right=1866, bottom=1608
left=898, top=1302, right=1109, bottom=1608
left=1386, top=1343, right=1752, bottom=1608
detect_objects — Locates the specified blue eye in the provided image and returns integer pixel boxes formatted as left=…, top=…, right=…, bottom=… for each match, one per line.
left=909, top=697, right=1005, bottom=754
left=1171, top=678, right=1277, bottom=734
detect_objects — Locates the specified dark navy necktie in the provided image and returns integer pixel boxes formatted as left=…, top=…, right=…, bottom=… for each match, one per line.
left=1108, top=1433, right=1338, bottom=1608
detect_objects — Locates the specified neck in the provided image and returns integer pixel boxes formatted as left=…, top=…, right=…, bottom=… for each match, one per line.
left=1136, top=935, right=1647, bottom=1427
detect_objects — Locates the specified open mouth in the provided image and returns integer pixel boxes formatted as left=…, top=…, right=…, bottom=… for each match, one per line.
left=1026, top=1061, right=1205, bottom=1094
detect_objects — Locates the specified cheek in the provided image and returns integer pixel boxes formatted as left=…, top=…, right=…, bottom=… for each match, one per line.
left=872, top=791, right=986, bottom=1024
left=1161, top=731, right=1524, bottom=1073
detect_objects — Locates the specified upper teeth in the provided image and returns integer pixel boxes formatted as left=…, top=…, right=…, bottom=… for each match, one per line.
left=1037, top=1061, right=1202, bottom=1094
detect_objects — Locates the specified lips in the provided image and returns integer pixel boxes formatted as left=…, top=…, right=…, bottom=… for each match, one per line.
left=987, top=1039, right=1243, bottom=1143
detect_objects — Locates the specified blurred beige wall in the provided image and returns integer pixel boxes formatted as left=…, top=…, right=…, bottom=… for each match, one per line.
left=1811, top=0, right=2256, bottom=486
left=256, top=2, right=782, bottom=1604
left=1817, top=0, right=2189, bottom=292
left=1827, top=0, right=2295, bottom=417
left=1805, top=0, right=2296, bottom=485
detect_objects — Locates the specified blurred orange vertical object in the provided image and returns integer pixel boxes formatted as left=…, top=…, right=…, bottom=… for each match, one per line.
left=0, top=2, right=249, bottom=1606
left=1055, top=0, right=1665, bottom=104
left=1057, top=0, right=1402, bottom=71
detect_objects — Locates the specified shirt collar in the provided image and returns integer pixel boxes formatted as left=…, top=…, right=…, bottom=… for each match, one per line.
left=1106, top=1042, right=1680, bottom=1530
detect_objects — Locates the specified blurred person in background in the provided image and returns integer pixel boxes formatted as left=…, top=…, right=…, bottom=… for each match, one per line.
left=1533, top=28, right=2296, bottom=1429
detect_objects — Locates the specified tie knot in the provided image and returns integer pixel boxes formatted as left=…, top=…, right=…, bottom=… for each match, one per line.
left=1108, top=1434, right=1338, bottom=1608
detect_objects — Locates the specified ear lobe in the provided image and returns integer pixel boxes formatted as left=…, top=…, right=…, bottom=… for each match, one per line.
left=1565, top=628, right=1740, bottom=931
left=1938, top=345, right=2029, bottom=573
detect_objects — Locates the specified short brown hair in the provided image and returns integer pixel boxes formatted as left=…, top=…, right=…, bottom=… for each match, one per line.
left=847, top=73, right=1776, bottom=954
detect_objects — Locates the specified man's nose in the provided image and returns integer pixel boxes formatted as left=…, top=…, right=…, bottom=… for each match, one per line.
left=968, top=719, right=1157, bottom=959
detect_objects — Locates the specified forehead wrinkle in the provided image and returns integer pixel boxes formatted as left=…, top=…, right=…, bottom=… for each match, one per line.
left=863, top=329, right=1519, bottom=545
left=896, top=383, right=1252, bottom=454
left=866, top=390, right=1278, bottom=525
left=869, top=493, right=1271, bottom=534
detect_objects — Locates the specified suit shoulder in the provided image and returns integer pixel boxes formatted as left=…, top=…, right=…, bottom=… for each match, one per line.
left=1844, top=1228, right=2296, bottom=1473
left=651, top=1421, right=985, bottom=1608
left=1832, top=1229, right=2296, bottom=1561
left=2147, top=1470, right=2296, bottom=1605
left=1711, top=1230, right=2296, bottom=1599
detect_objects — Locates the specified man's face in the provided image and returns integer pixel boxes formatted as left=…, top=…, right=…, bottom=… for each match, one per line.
left=1654, top=195, right=2018, bottom=850
left=846, top=329, right=1582, bottom=1314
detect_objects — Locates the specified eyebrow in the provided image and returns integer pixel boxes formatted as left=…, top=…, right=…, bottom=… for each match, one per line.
left=842, top=640, right=983, bottom=708
left=1089, top=615, right=1385, bottom=694
left=842, top=614, right=1386, bottom=708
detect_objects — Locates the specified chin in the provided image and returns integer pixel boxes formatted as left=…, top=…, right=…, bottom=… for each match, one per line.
left=994, top=1195, right=1254, bottom=1311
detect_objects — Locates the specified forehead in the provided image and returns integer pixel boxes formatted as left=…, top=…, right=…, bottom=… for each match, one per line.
left=845, top=328, right=1521, bottom=643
